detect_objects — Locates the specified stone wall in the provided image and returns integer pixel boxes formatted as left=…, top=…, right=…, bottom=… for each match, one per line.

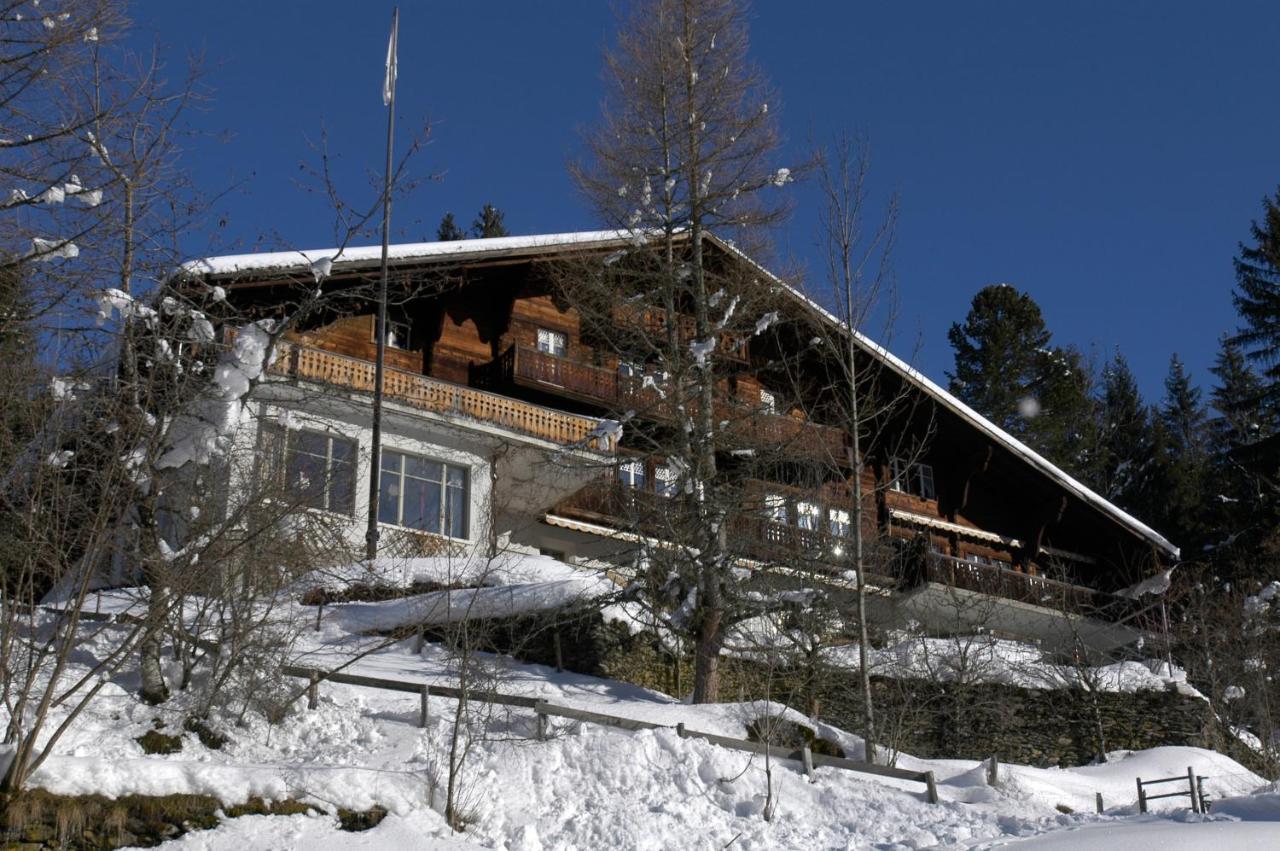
left=466, top=609, right=1240, bottom=770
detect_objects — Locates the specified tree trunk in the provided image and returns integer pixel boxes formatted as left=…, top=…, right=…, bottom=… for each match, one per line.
left=691, top=605, right=723, bottom=703
left=139, top=581, right=170, bottom=705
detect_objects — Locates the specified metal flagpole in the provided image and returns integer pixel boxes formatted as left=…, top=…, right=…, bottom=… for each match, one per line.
left=366, top=7, right=399, bottom=561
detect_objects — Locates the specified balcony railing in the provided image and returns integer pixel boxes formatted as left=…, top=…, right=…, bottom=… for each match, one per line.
left=271, top=341, right=617, bottom=451
left=480, top=344, right=847, bottom=463
left=904, top=552, right=1164, bottom=631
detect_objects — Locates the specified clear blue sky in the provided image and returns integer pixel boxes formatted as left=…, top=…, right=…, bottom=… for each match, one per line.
left=132, top=1, right=1280, bottom=403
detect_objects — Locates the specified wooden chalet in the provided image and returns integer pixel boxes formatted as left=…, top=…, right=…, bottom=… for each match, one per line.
left=183, top=230, right=1179, bottom=652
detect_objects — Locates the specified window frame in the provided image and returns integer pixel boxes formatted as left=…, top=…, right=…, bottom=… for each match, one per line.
left=536, top=327, right=568, bottom=358
left=378, top=448, right=470, bottom=540
left=262, top=424, right=357, bottom=517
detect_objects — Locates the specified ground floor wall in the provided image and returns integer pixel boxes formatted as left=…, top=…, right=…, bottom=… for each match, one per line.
left=463, top=609, right=1266, bottom=773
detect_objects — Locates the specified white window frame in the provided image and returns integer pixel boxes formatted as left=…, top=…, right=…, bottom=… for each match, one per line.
left=265, top=426, right=357, bottom=517
left=796, top=500, right=821, bottom=531
left=827, top=507, right=851, bottom=538
left=764, top=492, right=788, bottom=524
left=618, top=459, right=647, bottom=490
left=378, top=449, right=469, bottom=539
left=537, top=327, right=568, bottom=357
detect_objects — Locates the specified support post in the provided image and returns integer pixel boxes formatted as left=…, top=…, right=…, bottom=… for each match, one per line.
left=676, top=722, right=687, bottom=739
left=924, top=771, right=938, bottom=805
left=419, top=684, right=429, bottom=729
left=801, top=744, right=815, bottom=782
left=1095, top=792, right=1104, bottom=814
left=1187, top=767, right=1200, bottom=813
left=1197, top=776, right=1208, bottom=813
left=553, top=628, right=564, bottom=673
left=987, top=754, right=999, bottom=786
left=1137, top=777, right=1147, bottom=813
left=307, top=671, right=319, bottom=710
left=315, top=602, right=323, bottom=633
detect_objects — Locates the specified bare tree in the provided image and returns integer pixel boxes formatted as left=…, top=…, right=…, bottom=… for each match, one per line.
left=567, top=0, right=801, bottom=704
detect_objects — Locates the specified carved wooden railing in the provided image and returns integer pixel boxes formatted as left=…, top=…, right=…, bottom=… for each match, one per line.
left=272, top=341, right=617, bottom=451
left=512, top=345, right=623, bottom=405
left=609, top=305, right=750, bottom=362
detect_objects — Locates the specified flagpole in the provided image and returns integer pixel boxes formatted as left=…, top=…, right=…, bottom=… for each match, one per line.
left=366, top=6, right=398, bottom=562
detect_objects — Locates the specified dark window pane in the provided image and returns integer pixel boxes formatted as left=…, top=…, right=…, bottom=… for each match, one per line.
left=382, top=450, right=402, bottom=474
left=330, top=457, right=355, bottom=515
left=289, top=450, right=326, bottom=510
left=406, top=456, right=442, bottom=483
left=446, top=465, right=466, bottom=488
left=295, top=430, right=327, bottom=458
left=331, top=438, right=355, bottom=464
left=378, top=474, right=400, bottom=525
left=445, top=480, right=467, bottom=538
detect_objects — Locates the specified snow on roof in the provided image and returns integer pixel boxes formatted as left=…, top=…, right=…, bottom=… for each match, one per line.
left=180, top=230, right=635, bottom=278
left=182, top=229, right=1178, bottom=559
left=702, top=232, right=1180, bottom=560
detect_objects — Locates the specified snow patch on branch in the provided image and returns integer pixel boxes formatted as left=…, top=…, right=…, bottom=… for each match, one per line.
left=155, top=320, right=274, bottom=470
left=753, top=311, right=778, bottom=336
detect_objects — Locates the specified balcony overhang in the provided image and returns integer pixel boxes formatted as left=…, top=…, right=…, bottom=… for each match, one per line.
left=894, top=582, right=1151, bottom=655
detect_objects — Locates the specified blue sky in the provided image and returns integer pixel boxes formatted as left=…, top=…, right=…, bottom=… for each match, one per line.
left=133, top=2, right=1280, bottom=403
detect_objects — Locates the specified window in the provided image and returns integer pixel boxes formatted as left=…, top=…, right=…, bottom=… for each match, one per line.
left=796, top=500, right=821, bottom=531
left=618, top=360, right=642, bottom=379
left=764, top=492, right=788, bottom=524
left=378, top=450, right=468, bottom=538
left=890, top=457, right=936, bottom=501
left=537, top=328, right=567, bottom=357
left=384, top=318, right=411, bottom=349
left=263, top=426, right=356, bottom=516
left=655, top=464, right=680, bottom=498
left=758, top=388, right=777, bottom=414
left=828, top=508, right=851, bottom=538
left=618, top=459, right=647, bottom=490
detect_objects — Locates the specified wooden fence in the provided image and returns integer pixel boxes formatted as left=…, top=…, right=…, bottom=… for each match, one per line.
left=1136, top=767, right=1208, bottom=814
left=285, top=665, right=939, bottom=804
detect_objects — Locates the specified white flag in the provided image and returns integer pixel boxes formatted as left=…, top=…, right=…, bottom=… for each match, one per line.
left=382, top=11, right=399, bottom=107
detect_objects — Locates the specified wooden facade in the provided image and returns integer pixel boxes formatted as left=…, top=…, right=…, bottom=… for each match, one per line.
left=197, top=231, right=1177, bottom=634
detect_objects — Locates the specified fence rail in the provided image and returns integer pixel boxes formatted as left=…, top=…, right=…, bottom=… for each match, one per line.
left=286, top=665, right=939, bottom=804
left=1136, top=767, right=1208, bottom=813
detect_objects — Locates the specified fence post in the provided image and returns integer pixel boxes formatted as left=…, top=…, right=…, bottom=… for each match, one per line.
left=987, top=754, right=999, bottom=786
left=676, top=722, right=687, bottom=739
left=1187, top=767, right=1200, bottom=813
left=924, top=771, right=938, bottom=805
left=413, top=627, right=425, bottom=655
left=536, top=711, right=548, bottom=741
left=802, top=745, right=815, bottom=782
left=1095, top=792, right=1104, bottom=814
left=419, top=684, right=429, bottom=729
left=307, top=671, right=318, bottom=710
left=553, top=628, right=564, bottom=673
left=1197, top=776, right=1208, bottom=813
left=1137, top=777, right=1147, bottom=814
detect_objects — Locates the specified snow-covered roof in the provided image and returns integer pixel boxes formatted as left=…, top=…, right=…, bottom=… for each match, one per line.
left=179, top=230, right=634, bottom=278
left=701, top=232, right=1180, bottom=560
left=183, top=229, right=1178, bottom=559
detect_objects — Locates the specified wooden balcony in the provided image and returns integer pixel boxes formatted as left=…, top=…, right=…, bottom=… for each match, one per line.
left=903, top=552, right=1163, bottom=631
left=271, top=341, right=618, bottom=451
left=479, top=345, right=847, bottom=463
left=609, top=305, right=749, bottom=363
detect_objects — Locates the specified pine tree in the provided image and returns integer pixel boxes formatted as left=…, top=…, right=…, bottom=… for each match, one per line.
left=1209, top=337, right=1271, bottom=452
left=1230, top=187, right=1280, bottom=404
left=436, top=212, right=464, bottom=241
left=471, top=204, right=509, bottom=239
left=1028, top=345, right=1102, bottom=484
left=1096, top=352, right=1153, bottom=510
left=1148, top=355, right=1209, bottom=548
left=947, top=284, right=1051, bottom=438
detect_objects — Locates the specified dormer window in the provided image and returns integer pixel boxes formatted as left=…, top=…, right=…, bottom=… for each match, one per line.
left=537, top=328, right=567, bottom=357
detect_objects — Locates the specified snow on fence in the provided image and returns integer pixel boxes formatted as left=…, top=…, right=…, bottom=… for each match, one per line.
left=1136, top=767, right=1209, bottom=814
left=285, top=665, right=939, bottom=804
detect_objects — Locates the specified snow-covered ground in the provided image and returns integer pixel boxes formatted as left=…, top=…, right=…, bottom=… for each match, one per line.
left=8, top=556, right=1277, bottom=849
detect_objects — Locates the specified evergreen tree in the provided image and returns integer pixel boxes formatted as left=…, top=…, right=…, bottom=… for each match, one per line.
left=1209, top=337, right=1271, bottom=452
left=1029, top=345, right=1102, bottom=484
left=436, top=212, right=464, bottom=241
left=1096, top=352, right=1153, bottom=510
left=1230, top=187, right=1280, bottom=404
left=471, top=203, right=509, bottom=239
left=947, top=283, right=1051, bottom=438
left=1147, top=355, right=1210, bottom=548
